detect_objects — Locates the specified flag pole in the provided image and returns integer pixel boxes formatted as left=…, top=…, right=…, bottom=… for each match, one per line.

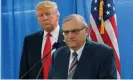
left=99, top=0, right=104, bottom=34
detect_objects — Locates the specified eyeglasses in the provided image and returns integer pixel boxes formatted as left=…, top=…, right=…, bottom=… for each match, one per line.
left=63, top=27, right=86, bottom=36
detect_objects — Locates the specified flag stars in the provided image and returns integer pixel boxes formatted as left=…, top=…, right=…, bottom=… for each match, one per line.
left=94, top=0, right=97, bottom=3
left=106, top=10, right=110, bottom=15
left=107, top=3, right=111, bottom=8
left=94, top=7, right=97, bottom=11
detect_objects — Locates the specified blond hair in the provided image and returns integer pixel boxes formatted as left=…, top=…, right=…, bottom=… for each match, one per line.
left=36, top=1, right=60, bottom=16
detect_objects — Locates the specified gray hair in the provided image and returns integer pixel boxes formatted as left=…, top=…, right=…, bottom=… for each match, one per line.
left=36, top=1, right=60, bottom=16
left=63, top=14, right=88, bottom=27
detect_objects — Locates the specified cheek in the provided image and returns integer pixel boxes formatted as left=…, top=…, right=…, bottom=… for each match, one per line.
left=51, top=16, right=57, bottom=22
left=38, top=19, right=42, bottom=24
left=78, top=34, right=86, bottom=40
left=38, top=18, right=43, bottom=22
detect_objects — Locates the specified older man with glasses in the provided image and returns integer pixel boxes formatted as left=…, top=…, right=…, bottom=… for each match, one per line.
left=48, top=14, right=117, bottom=79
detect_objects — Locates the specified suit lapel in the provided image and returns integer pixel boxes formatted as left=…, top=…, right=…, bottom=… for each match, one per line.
left=58, top=47, right=70, bottom=78
left=57, top=30, right=64, bottom=43
left=73, top=41, right=93, bottom=79
left=35, top=31, right=44, bottom=78
left=56, top=30, right=65, bottom=50
left=37, top=31, right=43, bottom=57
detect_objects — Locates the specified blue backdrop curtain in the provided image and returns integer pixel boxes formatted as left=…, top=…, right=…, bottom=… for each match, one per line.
left=1, top=0, right=42, bottom=78
left=1, top=0, right=133, bottom=79
left=0, top=0, right=1, bottom=78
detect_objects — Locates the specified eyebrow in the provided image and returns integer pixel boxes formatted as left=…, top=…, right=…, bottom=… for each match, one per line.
left=63, top=26, right=86, bottom=31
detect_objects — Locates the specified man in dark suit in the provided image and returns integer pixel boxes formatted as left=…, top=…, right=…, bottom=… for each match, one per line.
left=19, top=1, right=65, bottom=79
left=49, top=14, right=117, bottom=79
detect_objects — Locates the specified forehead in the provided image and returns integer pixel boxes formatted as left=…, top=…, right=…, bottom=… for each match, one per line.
left=36, top=7, right=53, bottom=14
left=63, top=19, right=83, bottom=30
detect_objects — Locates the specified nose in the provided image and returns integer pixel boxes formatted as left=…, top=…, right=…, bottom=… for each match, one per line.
left=65, top=32, right=74, bottom=41
left=43, top=14, right=48, bottom=19
left=67, top=32, right=73, bottom=38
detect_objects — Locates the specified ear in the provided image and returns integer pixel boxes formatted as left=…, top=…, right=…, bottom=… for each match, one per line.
left=85, top=27, right=89, bottom=33
left=85, top=27, right=89, bottom=36
left=57, top=11, right=60, bottom=19
left=57, top=14, right=60, bottom=20
left=57, top=15, right=59, bottom=20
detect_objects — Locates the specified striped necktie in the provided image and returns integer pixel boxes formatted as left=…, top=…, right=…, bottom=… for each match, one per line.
left=68, top=52, right=78, bottom=79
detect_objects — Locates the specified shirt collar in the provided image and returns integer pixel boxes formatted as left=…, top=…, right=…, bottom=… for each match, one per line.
left=70, top=41, right=86, bottom=60
left=43, top=25, right=60, bottom=38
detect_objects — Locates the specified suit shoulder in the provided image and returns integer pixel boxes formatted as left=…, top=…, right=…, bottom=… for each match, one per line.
left=56, top=46, right=68, bottom=52
left=23, top=31, right=43, bottom=44
left=86, top=41, right=115, bottom=64
left=25, top=31, right=43, bottom=39
left=86, top=40, right=114, bottom=57
left=88, top=40, right=112, bottom=51
left=53, top=46, right=69, bottom=58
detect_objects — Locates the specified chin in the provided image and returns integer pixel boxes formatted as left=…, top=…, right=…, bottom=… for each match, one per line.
left=44, top=25, right=51, bottom=28
left=43, top=26, right=53, bottom=31
left=68, top=45, right=76, bottom=49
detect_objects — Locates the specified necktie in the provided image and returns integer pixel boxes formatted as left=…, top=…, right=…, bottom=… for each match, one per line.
left=68, top=52, right=78, bottom=79
left=42, top=33, right=52, bottom=79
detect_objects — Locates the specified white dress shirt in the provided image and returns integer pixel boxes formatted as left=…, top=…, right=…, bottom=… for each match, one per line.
left=41, top=25, right=60, bottom=58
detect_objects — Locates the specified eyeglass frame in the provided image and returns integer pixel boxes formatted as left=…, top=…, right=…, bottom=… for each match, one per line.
left=63, top=26, right=86, bottom=36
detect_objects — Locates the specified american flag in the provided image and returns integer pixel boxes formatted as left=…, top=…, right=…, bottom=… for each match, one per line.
left=89, top=0, right=120, bottom=78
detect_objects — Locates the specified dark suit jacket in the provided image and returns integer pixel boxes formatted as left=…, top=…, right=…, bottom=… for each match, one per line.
left=49, top=40, right=117, bottom=79
left=19, top=30, right=64, bottom=79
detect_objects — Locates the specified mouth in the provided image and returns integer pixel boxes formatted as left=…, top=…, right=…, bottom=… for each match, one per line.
left=67, top=40, right=76, bottom=43
left=42, top=22, right=51, bottom=26
left=44, top=23, right=50, bottom=25
left=42, top=20, right=50, bottom=23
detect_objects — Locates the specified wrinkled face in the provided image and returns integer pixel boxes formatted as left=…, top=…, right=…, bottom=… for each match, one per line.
left=36, top=7, right=59, bottom=32
left=63, top=19, right=88, bottom=51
